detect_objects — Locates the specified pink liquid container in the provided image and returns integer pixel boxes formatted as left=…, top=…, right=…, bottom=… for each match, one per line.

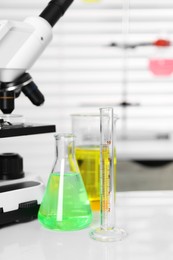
left=149, top=59, right=173, bottom=76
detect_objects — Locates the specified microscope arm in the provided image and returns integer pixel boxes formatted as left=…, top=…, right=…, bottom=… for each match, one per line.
left=0, top=0, right=74, bottom=114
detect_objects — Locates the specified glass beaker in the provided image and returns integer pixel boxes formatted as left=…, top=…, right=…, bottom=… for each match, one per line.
left=71, top=114, right=117, bottom=212
left=38, top=133, right=92, bottom=231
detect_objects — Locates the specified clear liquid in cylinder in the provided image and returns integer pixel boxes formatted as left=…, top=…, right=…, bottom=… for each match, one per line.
left=75, top=146, right=117, bottom=211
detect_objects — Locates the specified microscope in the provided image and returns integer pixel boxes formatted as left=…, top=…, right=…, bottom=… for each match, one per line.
left=0, top=0, right=74, bottom=226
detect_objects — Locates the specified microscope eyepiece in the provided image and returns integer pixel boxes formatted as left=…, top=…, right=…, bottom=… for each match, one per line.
left=39, top=0, right=74, bottom=27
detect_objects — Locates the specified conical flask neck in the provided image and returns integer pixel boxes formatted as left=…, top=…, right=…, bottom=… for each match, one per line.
left=55, top=134, right=74, bottom=159
left=52, top=133, right=78, bottom=174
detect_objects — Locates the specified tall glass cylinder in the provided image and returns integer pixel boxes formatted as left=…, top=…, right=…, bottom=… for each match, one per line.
left=100, top=107, right=115, bottom=230
left=90, top=108, right=127, bottom=242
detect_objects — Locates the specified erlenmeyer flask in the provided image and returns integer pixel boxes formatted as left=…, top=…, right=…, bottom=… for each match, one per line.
left=38, top=133, right=92, bottom=231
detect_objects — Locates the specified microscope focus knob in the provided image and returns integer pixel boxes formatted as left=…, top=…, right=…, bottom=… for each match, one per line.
left=0, top=153, right=24, bottom=180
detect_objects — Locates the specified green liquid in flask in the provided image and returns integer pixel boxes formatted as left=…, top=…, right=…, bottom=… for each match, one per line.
left=38, top=172, right=92, bottom=231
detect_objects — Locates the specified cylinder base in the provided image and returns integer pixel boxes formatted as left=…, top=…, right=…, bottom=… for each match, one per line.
left=89, top=227, right=127, bottom=242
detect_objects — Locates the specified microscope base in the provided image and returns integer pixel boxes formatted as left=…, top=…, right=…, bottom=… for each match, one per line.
left=0, top=178, right=44, bottom=226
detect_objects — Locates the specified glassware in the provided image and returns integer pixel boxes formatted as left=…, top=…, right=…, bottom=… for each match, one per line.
left=148, top=36, right=173, bottom=76
left=71, top=114, right=117, bottom=212
left=38, top=133, right=92, bottom=231
left=149, top=58, right=173, bottom=76
left=90, top=107, right=127, bottom=242
left=71, top=114, right=102, bottom=211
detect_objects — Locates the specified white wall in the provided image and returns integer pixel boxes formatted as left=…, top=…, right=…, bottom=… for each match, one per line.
left=1, top=0, right=173, bottom=181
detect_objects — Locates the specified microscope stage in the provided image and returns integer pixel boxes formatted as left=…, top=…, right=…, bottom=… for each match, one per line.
left=0, top=123, right=56, bottom=138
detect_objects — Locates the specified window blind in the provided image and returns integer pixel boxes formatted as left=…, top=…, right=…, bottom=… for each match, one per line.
left=1, top=0, right=173, bottom=178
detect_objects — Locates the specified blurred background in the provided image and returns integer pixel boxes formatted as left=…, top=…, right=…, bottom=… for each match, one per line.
left=1, top=0, right=173, bottom=190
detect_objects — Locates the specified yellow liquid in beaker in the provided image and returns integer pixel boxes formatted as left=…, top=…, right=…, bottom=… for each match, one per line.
left=75, top=146, right=117, bottom=211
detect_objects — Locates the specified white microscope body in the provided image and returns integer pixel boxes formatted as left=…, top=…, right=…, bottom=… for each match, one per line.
left=0, top=0, right=74, bottom=226
left=0, top=17, right=52, bottom=82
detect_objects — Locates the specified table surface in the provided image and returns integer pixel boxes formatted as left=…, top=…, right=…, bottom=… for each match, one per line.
left=1, top=191, right=173, bottom=260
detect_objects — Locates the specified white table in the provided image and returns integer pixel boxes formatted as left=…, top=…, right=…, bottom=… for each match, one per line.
left=1, top=191, right=173, bottom=260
